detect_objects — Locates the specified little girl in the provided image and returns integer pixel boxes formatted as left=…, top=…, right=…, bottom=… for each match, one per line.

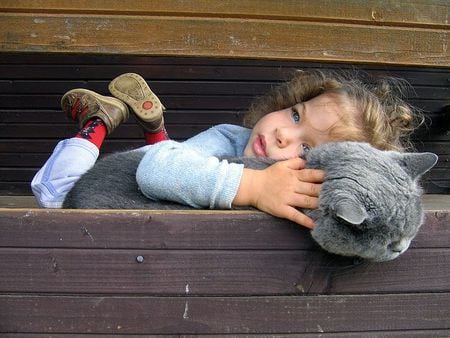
left=31, top=70, right=420, bottom=229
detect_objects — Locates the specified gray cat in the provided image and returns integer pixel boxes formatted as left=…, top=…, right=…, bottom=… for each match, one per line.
left=63, top=142, right=437, bottom=261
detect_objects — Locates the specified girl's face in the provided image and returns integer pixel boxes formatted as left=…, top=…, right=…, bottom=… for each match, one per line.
left=244, top=92, right=359, bottom=160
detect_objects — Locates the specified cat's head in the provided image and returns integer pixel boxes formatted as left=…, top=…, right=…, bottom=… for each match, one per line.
left=306, top=142, right=437, bottom=261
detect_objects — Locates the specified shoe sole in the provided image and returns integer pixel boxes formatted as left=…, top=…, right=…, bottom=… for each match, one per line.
left=61, top=88, right=129, bottom=133
left=108, top=73, right=165, bottom=125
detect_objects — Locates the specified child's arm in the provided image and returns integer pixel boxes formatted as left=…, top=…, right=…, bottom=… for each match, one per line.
left=233, top=158, right=324, bottom=229
left=136, top=124, right=250, bottom=209
left=136, top=139, right=245, bottom=208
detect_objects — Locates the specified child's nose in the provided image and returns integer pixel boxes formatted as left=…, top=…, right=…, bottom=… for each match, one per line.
left=276, top=128, right=292, bottom=148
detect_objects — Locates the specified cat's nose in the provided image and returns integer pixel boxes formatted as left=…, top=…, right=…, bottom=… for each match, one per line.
left=388, top=238, right=411, bottom=253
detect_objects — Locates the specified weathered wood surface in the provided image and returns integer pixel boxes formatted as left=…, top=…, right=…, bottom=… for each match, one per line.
left=1, top=1, right=449, bottom=66
left=0, top=207, right=449, bottom=250
left=1, top=294, right=449, bottom=334
left=0, top=207, right=449, bottom=334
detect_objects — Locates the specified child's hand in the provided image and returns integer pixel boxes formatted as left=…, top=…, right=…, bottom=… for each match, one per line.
left=233, top=158, right=324, bottom=229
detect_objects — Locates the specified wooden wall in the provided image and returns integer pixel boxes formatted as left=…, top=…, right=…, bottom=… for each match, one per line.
left=1, top=1, right=449, bottom=66
left=1, top=208, right=449, bottom=335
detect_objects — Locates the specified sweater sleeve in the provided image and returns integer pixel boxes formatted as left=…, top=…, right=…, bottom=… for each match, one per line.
left=136, top=125, right=251, bottom=209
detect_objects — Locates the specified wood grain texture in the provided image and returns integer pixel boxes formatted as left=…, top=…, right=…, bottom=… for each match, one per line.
left=0, top=0, right=449, bottom=66
left=0, top=206, right=448, bottom=334
left=2, top=0, right=448, bottom=27
left=0, top=248, right=448, bottom=295
left=1, top=294, right=449, bottom=334
left=2, top=332, right=450, bottom=337
left=0, top=209, right=448, bottom=249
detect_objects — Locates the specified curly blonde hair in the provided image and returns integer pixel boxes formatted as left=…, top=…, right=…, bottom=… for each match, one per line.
left=243, top=69, right=422, bottom=151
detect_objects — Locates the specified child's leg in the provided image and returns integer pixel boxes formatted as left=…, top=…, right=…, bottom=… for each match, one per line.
left=31, top=89, right=129, bottom=208
left=108, top=73, right=169, bottom=145
left=31, top=138, right=100, bottom=208
left=62, top=88, right=130, bottom=147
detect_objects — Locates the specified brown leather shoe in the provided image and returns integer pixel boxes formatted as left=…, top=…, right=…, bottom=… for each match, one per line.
left=108, top=73, right=165, bottom=132
left=61, top=89, right=129, bottom=134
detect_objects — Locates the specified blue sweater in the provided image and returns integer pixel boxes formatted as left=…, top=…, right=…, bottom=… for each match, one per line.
left=136, top=124, right=252, bottom=209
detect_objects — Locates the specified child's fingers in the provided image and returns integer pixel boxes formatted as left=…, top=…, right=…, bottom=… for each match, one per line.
left=292, top=193, right=319, bottom=209
left=293, top=181, right=321, bottom=197
left=283, top=157, right=307, bottom=170
left=285, top=207, right=315, bottom=229
left=297, top=168, right=325, bottom=183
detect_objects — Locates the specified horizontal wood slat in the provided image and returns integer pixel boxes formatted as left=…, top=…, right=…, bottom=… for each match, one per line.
left=1, top=294, right=449, bottom=334
left=0, top=209, right=448, bottom=249
left=0, top=248, right=449, bottom=295
left=0, top=7, right=448, bottom=66
left=2, top=0, right=448, bottom=27
left=4, top=332, right=448, bottom=337
left=2, top=62, right=450, bottom=83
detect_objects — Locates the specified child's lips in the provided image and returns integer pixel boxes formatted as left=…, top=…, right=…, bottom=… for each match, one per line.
left=253, top=135, right=267, bottom=157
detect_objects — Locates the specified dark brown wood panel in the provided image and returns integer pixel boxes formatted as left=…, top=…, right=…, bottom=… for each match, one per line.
left=2, top=61, right=450, bottom=83
left=0, top=209, right=448, bottom=250
left=0, top=247, right=448, bottom=295
left=1, top=294, right=449, bottom=334
left=2, top=331, right=450, bottom=337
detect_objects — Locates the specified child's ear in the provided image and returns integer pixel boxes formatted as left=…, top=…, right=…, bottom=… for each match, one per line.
left=398, top=152, right=438, bottom=179
left=335, top=199, right=368, bottom=226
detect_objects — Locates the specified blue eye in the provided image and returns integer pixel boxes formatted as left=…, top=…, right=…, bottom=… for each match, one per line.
left=292, top=110, right=300, bottom=123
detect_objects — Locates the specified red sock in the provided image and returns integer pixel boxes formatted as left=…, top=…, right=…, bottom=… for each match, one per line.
left=144, top=127, right=169, bottom=145
left=75, top=118, right=107, bottom=149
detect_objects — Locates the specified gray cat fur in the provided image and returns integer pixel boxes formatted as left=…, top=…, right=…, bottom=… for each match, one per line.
left=63, top=142, right=437, bottom=261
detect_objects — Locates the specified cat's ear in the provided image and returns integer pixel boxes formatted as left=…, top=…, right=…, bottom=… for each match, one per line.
left=335, top=199, right=368, bottom=226
left=398, top=152, right=438, bottom=179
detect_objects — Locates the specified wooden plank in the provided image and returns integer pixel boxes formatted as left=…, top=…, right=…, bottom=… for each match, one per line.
left=0, top=208, right=448, bottom=249
left=2, top=0, right=448, bottom=27
left=0, top=64, right=295, bottom=81
left=1, top=59, right=449, bottom=85
left=0, top=80, right=276, bottom=96
left=0, top=196, right=38, bottom=208
left=2, top=331, right=450, bottom=337
left=0, top=247, right=449, bottom=295
left=0, top=210, right=313, bottom=250
left=2, top=80, right=450, bottom=102
left=1, top=293, right=449, bottom=334
left=0, top=183, right=34, bottom=195
left=0, top=13, right=448, bottom=66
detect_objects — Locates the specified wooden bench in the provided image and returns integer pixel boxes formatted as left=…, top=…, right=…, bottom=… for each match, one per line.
left=1, top=1, right=449, bottom=335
